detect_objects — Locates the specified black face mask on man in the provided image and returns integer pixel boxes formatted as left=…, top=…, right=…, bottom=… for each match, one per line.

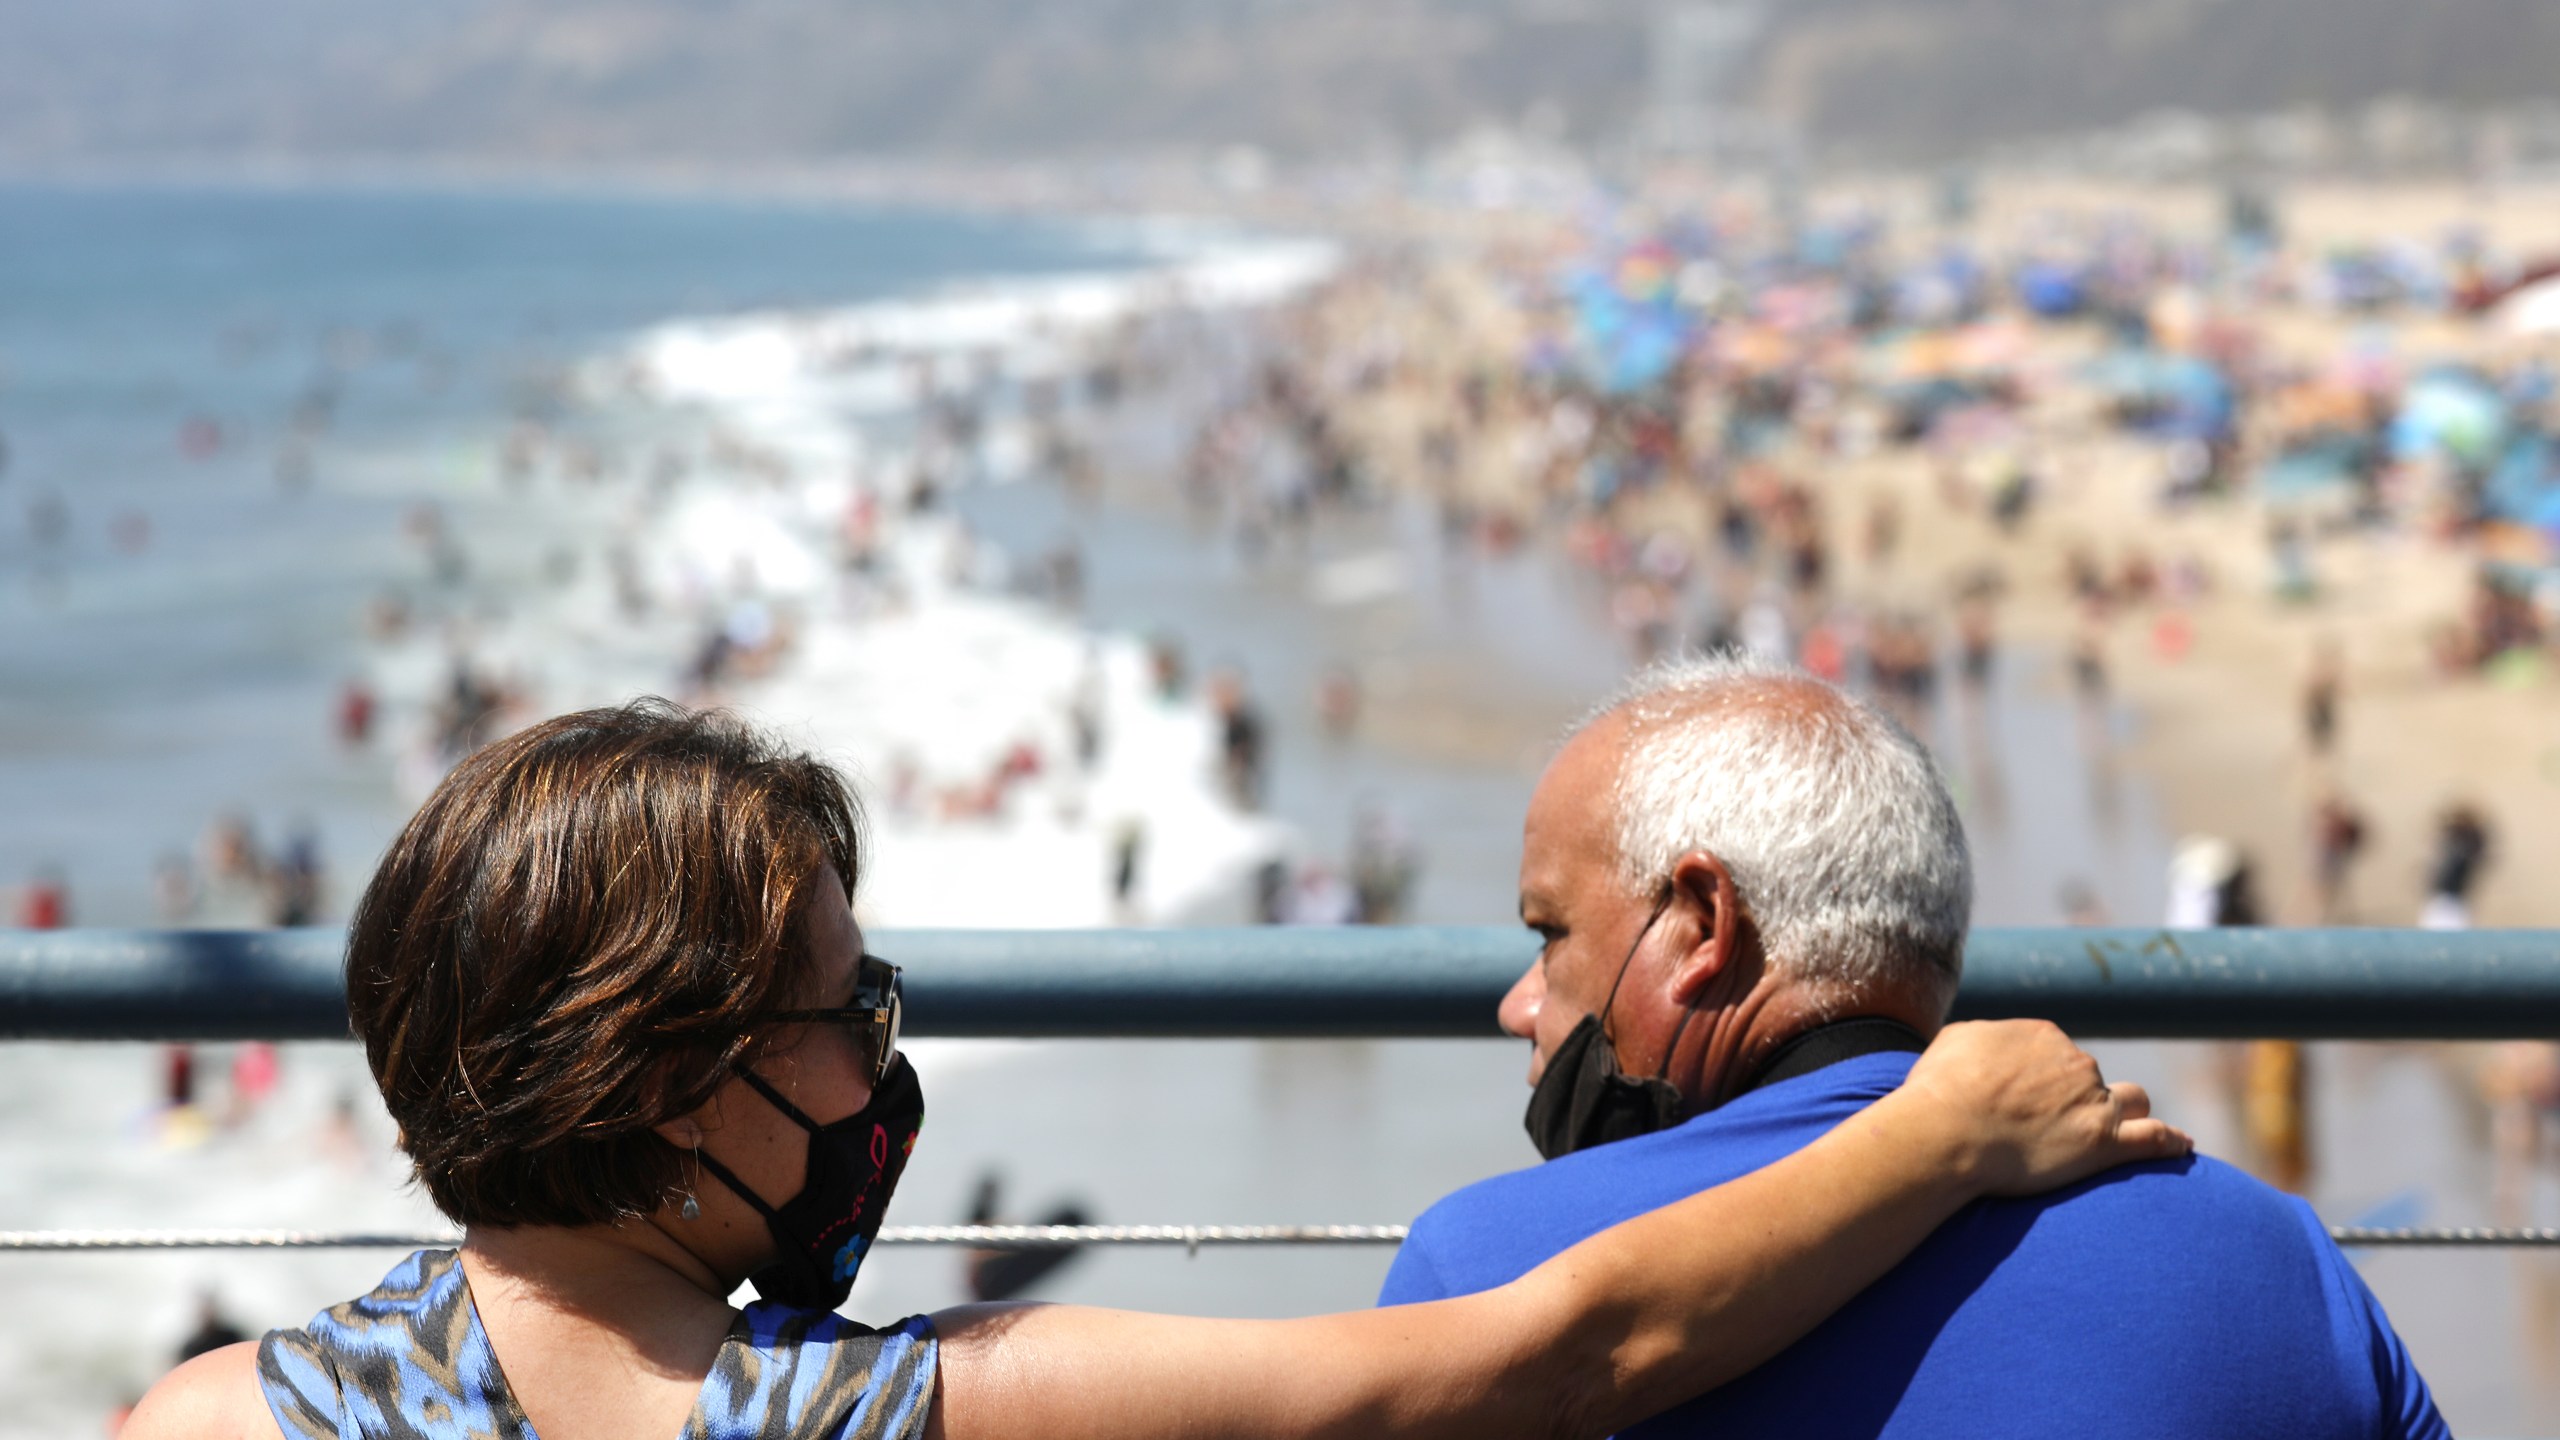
left=1523, top=892, right=1702, bottom=1161
left=695, top=1052, right=924, bottom=1310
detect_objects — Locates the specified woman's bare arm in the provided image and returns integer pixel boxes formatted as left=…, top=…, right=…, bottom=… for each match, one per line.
left=119, top=1343, right=284, bottom=1440
left=931, top=1019, right=2187, bottom=1440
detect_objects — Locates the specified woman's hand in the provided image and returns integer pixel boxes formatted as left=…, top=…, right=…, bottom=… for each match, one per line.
left=1896, top=1019, right=2192, bottom=1197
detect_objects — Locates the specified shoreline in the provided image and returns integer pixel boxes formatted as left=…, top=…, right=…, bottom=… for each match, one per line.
left=353, top=228, right=1348, bottom=930
left=0, top=187, right=1339, bottom=933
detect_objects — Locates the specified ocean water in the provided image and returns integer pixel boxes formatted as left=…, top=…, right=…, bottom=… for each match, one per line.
left=0, top=179, right=1328, bottom=1431
left=0, top=181, right=1180, bottom=925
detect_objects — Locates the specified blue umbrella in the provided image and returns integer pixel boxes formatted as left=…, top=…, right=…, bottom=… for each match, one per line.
left=2392, top=370, right=2509, bottom=466
left=2017, top=262, right=2086, bottom=318
left=2526, top=482, right=2560, bottom=542
left=2484, top=432, right=2557, bottom=521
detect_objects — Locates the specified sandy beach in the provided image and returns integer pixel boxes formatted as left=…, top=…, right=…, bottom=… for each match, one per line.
left=7, top=172, right=2560, bottom=1433
left=1265, top=173, right=2560, bottom=937
left=1927, top=178, right=2560, bottom=934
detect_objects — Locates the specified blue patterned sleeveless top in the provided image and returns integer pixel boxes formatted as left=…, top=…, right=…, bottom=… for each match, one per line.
left=256, top=1249, right=937, bottom=1440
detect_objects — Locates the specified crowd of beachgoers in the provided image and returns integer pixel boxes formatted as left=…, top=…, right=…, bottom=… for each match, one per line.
left=1089, top=172, right=2560, bottom=1209
left=15, top=168, right=2560, bottom=1428
left=1223, top=177, right=2560, bottom=938
left=6, top=235, right=1376, bottom=940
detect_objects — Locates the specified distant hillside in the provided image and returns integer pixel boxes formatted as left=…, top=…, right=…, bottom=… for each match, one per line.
left=1759, top=0, right=2560, bottom=158
left=3, top=0, right=2556, bottom=166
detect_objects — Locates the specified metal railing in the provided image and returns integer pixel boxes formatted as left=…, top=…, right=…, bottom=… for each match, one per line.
left=6, top=925, right=2560, bottom=1255
left=2, top=925, right=2558, bottom=1042
left=0, top=1225, right=1415, bottom=1255
left=3, top=1224, right=2557, bottom=1253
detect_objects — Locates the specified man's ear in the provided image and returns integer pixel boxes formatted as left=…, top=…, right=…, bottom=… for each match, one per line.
left=1665, top=850, right=1745, bottom=1004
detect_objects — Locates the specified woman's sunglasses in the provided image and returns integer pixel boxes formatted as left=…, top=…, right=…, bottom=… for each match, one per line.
left=767, top=952, right=904, bottom=1089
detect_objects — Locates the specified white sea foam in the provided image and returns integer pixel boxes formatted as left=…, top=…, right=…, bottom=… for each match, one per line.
left=633, top=230, right=1338, bottom=401
left=367, top=225, right=1335, bottom=929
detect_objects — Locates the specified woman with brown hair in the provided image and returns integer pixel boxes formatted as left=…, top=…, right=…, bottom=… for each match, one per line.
left=126, top=700, right=2184, bottom=1440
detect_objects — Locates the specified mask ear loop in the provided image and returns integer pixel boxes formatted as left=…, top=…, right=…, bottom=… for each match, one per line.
left=693, top=1143, right=838, bottom=1298
left=695, top=1146, right=786, bottom=1225
left=1596, top=889, right=1676, bottom=1044
left=1597, top=885, right=1709, bottom=1083
left=1650, top=886, right=1723, bottom=1082
left=734, top=1067, right=826, bottom=1131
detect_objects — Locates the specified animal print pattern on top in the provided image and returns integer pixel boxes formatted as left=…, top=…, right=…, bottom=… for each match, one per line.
left=257, top=1249, right=937, bottom=1440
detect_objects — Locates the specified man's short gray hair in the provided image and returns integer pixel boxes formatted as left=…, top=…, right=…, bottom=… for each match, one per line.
left=1590, top=651, right=1971, bottom=998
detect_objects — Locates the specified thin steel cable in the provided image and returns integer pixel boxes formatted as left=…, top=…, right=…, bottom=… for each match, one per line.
left=2, top=1224, right=2558, bottom=1252
left=0, top=1225, right=1413, bottom=1253
left=0, top=1230, right=460, bottom=1252
left=2328, top=1227, right=2560, bottom=1248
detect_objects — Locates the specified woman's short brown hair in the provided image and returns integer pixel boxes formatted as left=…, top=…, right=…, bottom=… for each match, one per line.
left=346, top=699, right=863, bottom=1228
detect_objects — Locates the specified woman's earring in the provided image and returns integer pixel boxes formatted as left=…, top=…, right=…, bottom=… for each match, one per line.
left=680, top=1145, right=703, bottom=1221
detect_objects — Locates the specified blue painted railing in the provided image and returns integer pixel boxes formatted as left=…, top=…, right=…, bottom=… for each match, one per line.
left=1, top=927, right=2556, bottom=1041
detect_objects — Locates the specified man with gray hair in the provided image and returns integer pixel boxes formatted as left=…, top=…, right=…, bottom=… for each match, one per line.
left=1380, top=653, right=2444, bottom=1438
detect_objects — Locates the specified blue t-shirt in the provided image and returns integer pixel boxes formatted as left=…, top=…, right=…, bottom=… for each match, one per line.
left=1381, top=1052, right=2447, bottom=1439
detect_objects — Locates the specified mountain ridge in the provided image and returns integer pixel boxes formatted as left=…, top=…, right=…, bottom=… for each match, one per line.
left=2, top=0, right=2550, bottom=166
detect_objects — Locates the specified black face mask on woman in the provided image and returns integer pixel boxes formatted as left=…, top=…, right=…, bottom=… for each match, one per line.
left=695, top=1052, right=924, bottom=1310
left=1523, top=892, right=1701, bottom=1161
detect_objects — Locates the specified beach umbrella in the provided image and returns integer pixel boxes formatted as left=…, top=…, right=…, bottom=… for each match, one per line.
left=2527, top=484, right=2560, bottom=546
left=2016, top=262, right=2086, bottom=318
left=2153, top=355, right=2235, bottom=441
left=1557, top=257, right=1694, bottom=396
left=2483, top=431, right=2560, bottom=522
left=1600, top=311, right=1690, bottom=394
left=2392, top=370, right=2509, bottom=466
